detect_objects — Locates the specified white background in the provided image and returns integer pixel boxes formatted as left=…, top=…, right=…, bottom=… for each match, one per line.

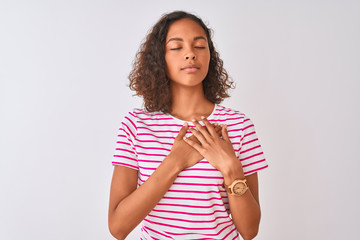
left=1, top=0, right=359, bottom=239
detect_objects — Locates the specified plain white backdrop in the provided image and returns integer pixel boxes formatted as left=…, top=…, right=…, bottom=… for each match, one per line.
left=1, top=0, right=359, bottom=239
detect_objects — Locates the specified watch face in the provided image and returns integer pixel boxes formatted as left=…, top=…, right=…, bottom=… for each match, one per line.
left=233, top=182, right=246, bottom=194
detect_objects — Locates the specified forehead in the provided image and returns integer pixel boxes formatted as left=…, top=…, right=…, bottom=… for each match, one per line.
left=166, top=18, right=207, bottom=41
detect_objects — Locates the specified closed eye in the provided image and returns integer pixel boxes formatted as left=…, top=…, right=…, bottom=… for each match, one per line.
left=170, top=47, right=182, bottom=50
left=194, top=46, right=206, bottom=49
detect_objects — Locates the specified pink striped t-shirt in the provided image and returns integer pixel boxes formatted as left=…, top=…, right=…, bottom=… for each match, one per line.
left=112, top=104, right=268, bottom=240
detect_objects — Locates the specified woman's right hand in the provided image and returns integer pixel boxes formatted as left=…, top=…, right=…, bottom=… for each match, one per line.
left=167, top=122, right=222, bottom=171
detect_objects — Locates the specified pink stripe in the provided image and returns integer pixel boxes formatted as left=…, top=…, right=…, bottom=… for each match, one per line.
left=222, top=227, right=238, bottom=240
left=122, top=122, right=136, bottom=139
left=137, top=117, right=174, bottom=121
left=148, top=213, right=229, bottom=223
left=243, top=131, right=256, bottom=138
left=125, top=114, right=137, bottom=131
left=144, top=218, right=232, bottom=231
left=120, top=129, right=135, bottom=148
left=182, top=168, right=218, bottom=171
left=217, top=107, right=234, bottom=112
left=113, top=155, right=137, bottom=161
left=135, top=111, right=166, bottom=116
left=143, top=226, right=174, bottom=239
left=225, top=122, right=243, bottom=127
left=137, top=139, right=173, bottom=146
left=227, top=128, right=242, bottom=132
left=213, top=112, right=238, bottom=116
left=213, top=116, right=244, bottom=122
left=138, top=170, right=222, bottom=179
left=167, top=189, right=225, bottom=194
left=243, top=123, right=254, bottom=131
left=176, top=175, right=223, bottom=179
left=242, top=159, right=266, bottom=168
left=116, top=140, right=131, bottom=146
left=162, top=196, right=223, bottom=201
left=243, top=118, right=250, bottom=123
left=138, top=120, right=183, bottom=127
left=163, top=222, right=234, bottom=236
left=240, top=145, right=261, bottom=154
left=138, top=152, right=167, bottom=157
left=138, top=126, right=179, bottom=133
left=244, top=165, right=268, bottom=175
left=241, top=151, right=263, bottom=161
left=241, top=131, right=256, bottom=142
left=242, top=138, right=258, bottom=145
left=138, top=159, right=162, bottom=164
left=138, top=133, right=175, bottom=139
left=172, top=182, right=222, bottom=187
left=228, top=135, right=241, bottom=139
left=231, top=234, right=239, bottom=240
left=138, top=166, right=157, bottom=170
left=138, top=178, right=223, bottom=187
left=157, top=202, right=225, bottom=209
left=112, top=161, right=138, bottom=169
left=152, top=208, right=227, bottom=216
left=135, top=144, right=170, bottom=151
left=115, top=148, right=135, bottom=154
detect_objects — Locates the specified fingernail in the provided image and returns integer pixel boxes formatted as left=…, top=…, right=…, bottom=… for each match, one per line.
left=183, top=136, right=187, bottom=140
left=183, top=122, right=188, bottom=126
left=201, top=116, right=205, bottom=119
left=192, top=119, right=196, bottom=122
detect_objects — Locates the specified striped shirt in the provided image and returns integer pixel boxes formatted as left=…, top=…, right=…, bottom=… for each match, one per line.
left=112, top=104, right=268, bottom=240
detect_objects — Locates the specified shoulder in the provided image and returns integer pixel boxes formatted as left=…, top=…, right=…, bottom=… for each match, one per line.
left=128, top=108, right=168, bottom=120
left=214, top=104, right=255, bottom=129
left=215, top=104, right=247, bottom=120
left=122, top=108, right=170, bottom=125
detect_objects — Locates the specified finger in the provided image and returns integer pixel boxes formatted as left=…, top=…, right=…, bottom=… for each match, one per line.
left=212, top=123, right=221, bottom=135
left=188, top=134, right=201, bottom=144
left=221, top=124, right=230, bottom=142
left=189, top=127, right=208, bottom=146
left=201, top=116, right=217, bottom=137
left=183, top=136, right=205, bottom=155
left=192, top=119, right=212, bottom=142
left=215, top=125, right=222, bottom=137
left=175, top=122, right=188, bottom=141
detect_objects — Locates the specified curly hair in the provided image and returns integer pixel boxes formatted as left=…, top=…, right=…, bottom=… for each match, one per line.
left=129, top=11, right=234, bottom=113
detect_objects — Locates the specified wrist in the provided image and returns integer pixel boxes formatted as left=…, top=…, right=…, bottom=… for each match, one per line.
left=221, top=158, right=245, bottom=185
left=163, top=153, right=183, bottom=175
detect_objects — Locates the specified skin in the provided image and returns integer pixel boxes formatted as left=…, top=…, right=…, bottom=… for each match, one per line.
left=108, top=18, right=261, bottom=240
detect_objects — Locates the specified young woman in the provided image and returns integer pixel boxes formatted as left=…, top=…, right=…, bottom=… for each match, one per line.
left=108, top=11, right=268, bottom=240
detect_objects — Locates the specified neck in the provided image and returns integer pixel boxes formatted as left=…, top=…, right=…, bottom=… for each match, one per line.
left=170, top=83, right=214, bottom=121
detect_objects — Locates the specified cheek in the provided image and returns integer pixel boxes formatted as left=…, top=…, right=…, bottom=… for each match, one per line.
left=165, top=55, right=176, bottom=78
left=165, top=55, right=177, bottom=72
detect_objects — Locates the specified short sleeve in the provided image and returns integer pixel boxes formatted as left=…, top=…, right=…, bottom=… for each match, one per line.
left=112, top=111, right=139, bottom=170
left=238, top=115, right=268, bottom=176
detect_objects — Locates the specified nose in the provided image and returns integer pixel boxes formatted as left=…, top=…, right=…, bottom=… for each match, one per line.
left=185, top=52, right=196, bottom=60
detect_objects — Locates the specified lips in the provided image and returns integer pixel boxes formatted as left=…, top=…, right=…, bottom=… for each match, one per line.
left=181, top=65, right=200, bottom=73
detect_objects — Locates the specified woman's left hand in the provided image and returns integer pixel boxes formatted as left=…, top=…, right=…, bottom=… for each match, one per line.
left=183, top=116, right=241, bottom=174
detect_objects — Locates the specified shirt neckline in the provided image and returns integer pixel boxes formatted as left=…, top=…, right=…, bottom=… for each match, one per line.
left=166, top=104, right=218, bottom=124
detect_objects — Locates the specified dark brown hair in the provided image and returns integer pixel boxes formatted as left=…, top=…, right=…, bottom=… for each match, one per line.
left=129, top=11, right=234, bottom=113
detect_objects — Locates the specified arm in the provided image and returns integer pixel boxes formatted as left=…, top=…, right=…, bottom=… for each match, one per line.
left=108, top=156, right=181, bottom=240
left=223, top=167, right=261, bottom=240
left=184, top=117, right=261, bottom=240
left=108, top=123, right=207, bottom=239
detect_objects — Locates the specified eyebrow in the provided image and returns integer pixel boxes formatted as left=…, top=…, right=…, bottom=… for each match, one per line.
left=166, top=36, right=207, bottom=44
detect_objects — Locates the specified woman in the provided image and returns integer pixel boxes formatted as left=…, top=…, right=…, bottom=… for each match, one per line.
left=108, top=11, right=268, bottom=240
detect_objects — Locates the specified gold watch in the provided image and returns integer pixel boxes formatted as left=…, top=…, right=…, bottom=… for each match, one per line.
left=223, top=178, right=248, bottom=196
